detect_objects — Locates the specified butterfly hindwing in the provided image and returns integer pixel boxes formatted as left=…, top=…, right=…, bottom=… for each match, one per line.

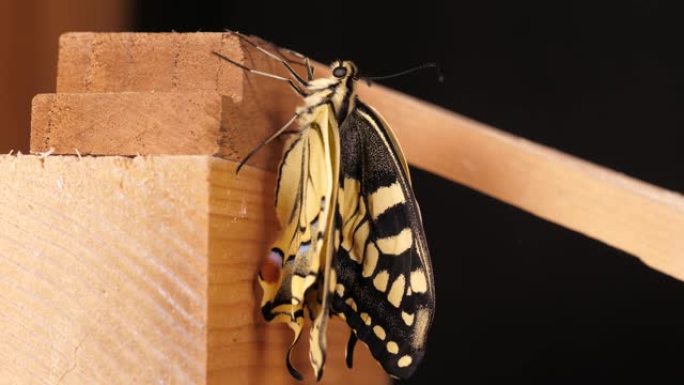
left=331, top=102, right=435, bottom=379
left=258, top=105, right=339, bottom=380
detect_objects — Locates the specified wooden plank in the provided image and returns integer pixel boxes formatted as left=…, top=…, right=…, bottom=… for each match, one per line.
left=0, top=154, right=387, bottom=385
left=31, top=32, right=301, bottom=170
left=57, top=33, right=242, bottom=96
left=55, top=32, right=297, bottom=148
left=29, top=91, right=286, bottom=169
left=31, top=92, right=226, bottom=156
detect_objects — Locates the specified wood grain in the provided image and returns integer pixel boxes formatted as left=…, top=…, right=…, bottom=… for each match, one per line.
left=31, top=92, right=224, bottom=156
left=39, top=32, right=299, bottom=170
left=30, top=91, right=273, bottom=164
left=0, top=154, right=387, bottom=385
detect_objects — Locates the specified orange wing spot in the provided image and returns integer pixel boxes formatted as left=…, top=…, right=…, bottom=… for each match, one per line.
left=260, top=250, right=283, bottom=283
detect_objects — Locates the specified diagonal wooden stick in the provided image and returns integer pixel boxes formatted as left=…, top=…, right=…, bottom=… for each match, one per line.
left=359, top=82, right=684, bottom=282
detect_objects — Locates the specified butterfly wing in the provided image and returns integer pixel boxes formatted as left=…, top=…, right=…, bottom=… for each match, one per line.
left=258, top=104, right=340, bottom=380
left=331, top=102, right=435, bottom=379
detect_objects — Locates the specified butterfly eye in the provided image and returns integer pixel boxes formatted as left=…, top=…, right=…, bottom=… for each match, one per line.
left=333, top=66, right=347, bottom=78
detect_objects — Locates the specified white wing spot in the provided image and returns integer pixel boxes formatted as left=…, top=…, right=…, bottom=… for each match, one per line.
left=335, top=283, right=345, bottom=297
left=386, top=341, right=399, bottom=354
left=410, top=269, right=428, bottom=293
left=387, top=274, right=406, bottom=308
left=291, top=275, right=311, bottom=298
left=345, top=297, right=358, bottom=312
left=373, top=325, right=386, bottom=340
left=397, top=355, right=413, bottom=368
left=334, top=228, right=340, bottom=249
left=360, top=312, right=372, bottom=326
left=297, top=242, right=311, bottom=256
left=376, top=228, right=413, bottom=255
left=373, top=270, right=389, bottom=292
left=401, top=311, right=414, bottom=326
left=329, top=268, right=337, bottom=292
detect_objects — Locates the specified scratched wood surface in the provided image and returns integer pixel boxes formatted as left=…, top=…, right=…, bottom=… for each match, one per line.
left=0, top=155, right=387, bottom=385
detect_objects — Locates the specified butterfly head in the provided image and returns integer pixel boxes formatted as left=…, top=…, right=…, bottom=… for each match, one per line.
left=331, top=60, right=358, bottom=80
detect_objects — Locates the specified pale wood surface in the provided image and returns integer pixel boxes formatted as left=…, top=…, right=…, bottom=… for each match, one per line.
left=0, top=154, right=387, bottom=385
left=43, top=32, right=684, bottom=282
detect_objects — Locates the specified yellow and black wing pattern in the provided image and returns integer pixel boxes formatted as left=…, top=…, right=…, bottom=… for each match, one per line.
left=331, top=102, right=435, bottom=379
left=258, top=104, right=340, bottom=380
left=250, top=57, right=434, bottom=381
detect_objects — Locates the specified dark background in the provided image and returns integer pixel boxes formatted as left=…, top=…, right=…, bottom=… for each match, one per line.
left=136, top=1, right=684, bottom=383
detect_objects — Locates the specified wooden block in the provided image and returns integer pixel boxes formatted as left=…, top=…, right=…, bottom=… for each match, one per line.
left=0, top=154, right=387, bottom=385
left=33, top=32, right=301, bottom=169
left=54, top=32, right=306, bottom=130
left=57, top=32, right=243, bottom=97
left=29, top=91, right=283, bottom=169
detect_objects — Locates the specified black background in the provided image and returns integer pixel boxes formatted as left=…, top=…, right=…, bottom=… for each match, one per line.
left=136, top=1, right=684, bottom=383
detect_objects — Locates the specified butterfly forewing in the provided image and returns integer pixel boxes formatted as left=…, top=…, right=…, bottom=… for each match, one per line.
left=330, top=103, right=435, bottom=379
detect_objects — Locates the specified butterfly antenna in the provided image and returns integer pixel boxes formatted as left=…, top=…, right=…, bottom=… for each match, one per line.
left=362, top=62, right=444, bottom=84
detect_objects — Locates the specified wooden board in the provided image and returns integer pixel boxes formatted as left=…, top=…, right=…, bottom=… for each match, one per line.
left=32, top=32, right=300, bottom=170
left=29, top=91, right=286, bottom=167
left=0, top=154, right=387, bottom=385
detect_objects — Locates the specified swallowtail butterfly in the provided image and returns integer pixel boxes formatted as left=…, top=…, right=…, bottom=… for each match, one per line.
left=215, top=32, right=435, bottom=381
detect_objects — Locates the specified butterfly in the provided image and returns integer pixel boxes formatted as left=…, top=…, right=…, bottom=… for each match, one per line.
left=215, top=32, right=435, bottom=381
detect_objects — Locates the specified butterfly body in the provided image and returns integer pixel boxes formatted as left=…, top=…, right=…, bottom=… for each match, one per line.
left=256, top=59, right=434, bottom=381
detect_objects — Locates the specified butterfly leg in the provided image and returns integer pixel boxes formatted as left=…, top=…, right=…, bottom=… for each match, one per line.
left=236, top=99, right=336, bottom=172
left=236, top=113, right=299, bottom=173
left=275, top=46, right=314, bottom=81
left=212, top=50, right=308, bottom=97
left=226, top=31, right=313, bottom=85
left=223, top=30, right=310, bottom=70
